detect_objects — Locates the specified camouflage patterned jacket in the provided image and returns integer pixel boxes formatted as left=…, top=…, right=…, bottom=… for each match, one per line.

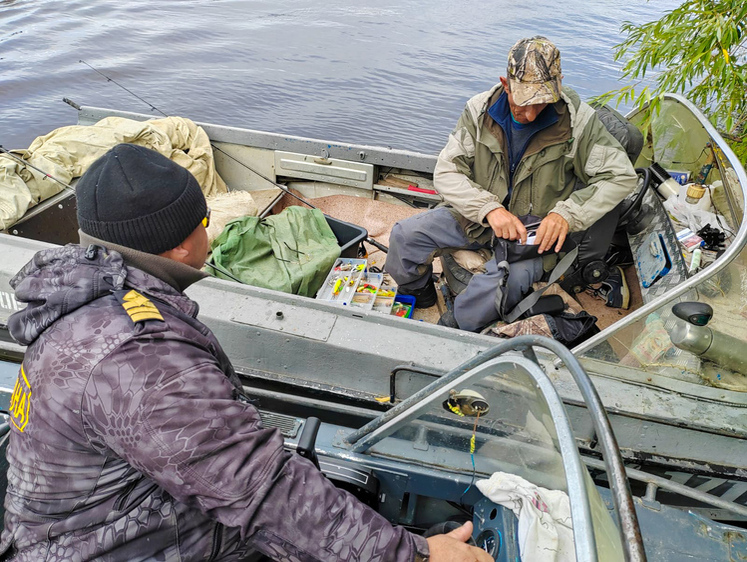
left=0, top=245, right=427, bottom=561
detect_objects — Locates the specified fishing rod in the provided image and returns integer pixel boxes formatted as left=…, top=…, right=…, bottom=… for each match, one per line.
left=78, top=60, right=389, bottom=253
left=0, top=146, right=75, bottom=193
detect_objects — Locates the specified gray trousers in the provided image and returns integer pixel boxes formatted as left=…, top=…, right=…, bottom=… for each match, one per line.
left=385, top=207, right=543, bottom=332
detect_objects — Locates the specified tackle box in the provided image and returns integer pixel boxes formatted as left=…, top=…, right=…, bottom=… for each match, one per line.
left=350, top=273, right=401, bottom=313
left=317, top=261, right=405, bottom=315
left=391, top=294, right=415, bottom=318
left=372, top=277, right=398, bottom=315
left=349, top=272, right=384, bottom=310
left=316, top=258, right=367, bottom=306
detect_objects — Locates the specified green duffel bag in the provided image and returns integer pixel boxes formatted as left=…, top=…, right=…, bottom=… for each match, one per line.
left=209, top=206, right=340, bottom=297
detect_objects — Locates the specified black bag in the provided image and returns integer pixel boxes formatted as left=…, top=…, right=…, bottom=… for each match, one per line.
left=501, top=214, right=577, bottom=263
left=492, top=215, right=579, bottom=323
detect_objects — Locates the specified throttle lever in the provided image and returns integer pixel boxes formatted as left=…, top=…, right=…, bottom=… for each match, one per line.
left=297, top=417, right=321, bottom=469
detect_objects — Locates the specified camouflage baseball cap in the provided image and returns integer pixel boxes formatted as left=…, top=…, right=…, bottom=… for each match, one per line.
left=506, top=36, right=562, bottom=106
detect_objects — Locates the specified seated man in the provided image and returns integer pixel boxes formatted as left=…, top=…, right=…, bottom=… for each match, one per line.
left=386, top=36, right=638, bottom=332
left=1, top=144, right=492, bottom=562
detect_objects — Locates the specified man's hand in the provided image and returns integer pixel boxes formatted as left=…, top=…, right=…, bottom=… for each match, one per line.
left=426, top=521, right=494, bottom=562
left=534, top=212, right=569, bottom=254
left=486, top=208, right=527, bottom=244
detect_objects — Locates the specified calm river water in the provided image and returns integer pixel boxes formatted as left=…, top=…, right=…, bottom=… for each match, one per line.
left=1, top=0, right=679, bottom=153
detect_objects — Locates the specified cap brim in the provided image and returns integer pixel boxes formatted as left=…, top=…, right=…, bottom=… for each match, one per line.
left=509, top=76, right=561, bottom=107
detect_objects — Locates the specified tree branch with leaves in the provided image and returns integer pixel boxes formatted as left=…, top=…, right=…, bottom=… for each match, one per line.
left=596, top=0, right=747, bottom=163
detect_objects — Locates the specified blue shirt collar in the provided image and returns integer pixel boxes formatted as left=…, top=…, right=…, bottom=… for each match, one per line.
left=487, top=91, right=558, bottom=134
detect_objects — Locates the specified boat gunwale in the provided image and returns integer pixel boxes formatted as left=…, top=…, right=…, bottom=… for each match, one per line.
left=74, top=103, right=438, bottom=174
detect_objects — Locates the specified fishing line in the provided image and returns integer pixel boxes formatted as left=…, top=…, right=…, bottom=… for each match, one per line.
left=79, top=60, right=168, bottom=117
left=79, top=59, right=313, bottom=208
left=203, top=261, right=245, bottom=283
left=78, top=60, right=389, bottom=253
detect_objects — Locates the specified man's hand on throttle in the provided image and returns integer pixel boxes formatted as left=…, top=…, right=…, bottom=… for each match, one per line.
left=426, top=521, right=494, bottom=562
left=486, top=208, right=527, bottom=244
left=534, top=212, right=569, bottom=254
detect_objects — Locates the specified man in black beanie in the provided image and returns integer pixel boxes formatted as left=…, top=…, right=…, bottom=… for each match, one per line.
left=1, top=144, right=488, bottom=562
left=76, top=142, right=211, bottom=285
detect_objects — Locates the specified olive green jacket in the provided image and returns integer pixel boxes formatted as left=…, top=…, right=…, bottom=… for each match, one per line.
left=434, top=84, right=638, bottom=242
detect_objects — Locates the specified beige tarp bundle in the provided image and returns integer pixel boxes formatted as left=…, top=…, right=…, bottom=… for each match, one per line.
left=0, top=116, right=228, bottom=230
left=205, top=191, right=259, bottom=246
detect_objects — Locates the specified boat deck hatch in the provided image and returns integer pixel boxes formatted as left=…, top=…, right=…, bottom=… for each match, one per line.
left=274, top=151, right=374, bottom=190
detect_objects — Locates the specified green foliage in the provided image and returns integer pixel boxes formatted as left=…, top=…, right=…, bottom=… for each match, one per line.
left=596, top=0, right=747, bottom=163
left=727, top=134, right=747, bottom=164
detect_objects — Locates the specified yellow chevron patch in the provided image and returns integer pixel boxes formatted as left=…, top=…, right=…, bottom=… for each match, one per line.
left=121, top=290, right=164, bottom=323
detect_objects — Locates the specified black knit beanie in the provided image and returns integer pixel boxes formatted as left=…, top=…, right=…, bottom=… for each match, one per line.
left=76, top=143, right=207, bottom=255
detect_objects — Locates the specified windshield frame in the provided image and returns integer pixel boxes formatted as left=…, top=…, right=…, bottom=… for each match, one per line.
left=346, top=352, right=602, bottom=561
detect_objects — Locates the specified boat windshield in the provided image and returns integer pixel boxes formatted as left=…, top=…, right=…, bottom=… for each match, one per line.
left=365, top=362, right=567, bottom=490
left=575, top=94, right=747, bottom=400
left=346, top=353, right=625, bottom=560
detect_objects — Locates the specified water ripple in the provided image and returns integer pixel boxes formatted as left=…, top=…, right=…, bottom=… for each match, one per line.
left=1, top=0, right=680, bottom=152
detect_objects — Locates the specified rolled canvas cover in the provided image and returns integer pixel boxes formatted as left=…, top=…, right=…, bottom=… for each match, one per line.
left=0, top=116, right=227, bottom=230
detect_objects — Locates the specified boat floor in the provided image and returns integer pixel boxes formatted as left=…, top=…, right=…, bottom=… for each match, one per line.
left=270, top=191, right=643, bottom=330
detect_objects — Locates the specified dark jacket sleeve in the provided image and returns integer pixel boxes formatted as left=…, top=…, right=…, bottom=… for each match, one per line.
left=82, top=337, right=427, bottom=562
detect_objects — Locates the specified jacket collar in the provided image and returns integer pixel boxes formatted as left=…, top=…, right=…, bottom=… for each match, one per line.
left=487, top=91, right=559, bottom=138
left=8, top=244, right=200, bottom=346
left=78, top=231, right=207, bottom=294
left=479, top=85, right=572, bottom=156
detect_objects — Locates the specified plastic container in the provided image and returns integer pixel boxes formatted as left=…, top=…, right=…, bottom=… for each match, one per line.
left=678, top=183, right=712, bottom=211
left=316, top=258, right=367, bottom=306
left=667, top=170, right=690, bottom=185
left=656, top=177, right=681, bottom=199
left=372, top=296, right=396, bottom=314
left=685, top=184, right=707, bottom=205
left=392, top=294, right=416, bottom=319
left=350, top=292, right=376, bottom=309
left=325, top=216, right=368, bottom=259
left=350, top=272, right=383, bottom=311
left=372, top=278, right=398, bottom=315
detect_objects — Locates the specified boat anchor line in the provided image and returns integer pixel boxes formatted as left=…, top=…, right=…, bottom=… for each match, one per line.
left=74, top=61, right=389, bottom=254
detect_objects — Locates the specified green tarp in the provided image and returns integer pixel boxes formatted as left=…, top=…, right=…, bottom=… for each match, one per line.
left=209, top=206, right=340, bottom=297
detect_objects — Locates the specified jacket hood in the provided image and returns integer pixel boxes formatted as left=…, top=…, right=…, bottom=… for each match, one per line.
left=8, top=244, right=194, bottom=346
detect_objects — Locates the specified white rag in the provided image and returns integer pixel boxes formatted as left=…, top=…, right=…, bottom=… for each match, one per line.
left=476, top=472, right=575, bottom=562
